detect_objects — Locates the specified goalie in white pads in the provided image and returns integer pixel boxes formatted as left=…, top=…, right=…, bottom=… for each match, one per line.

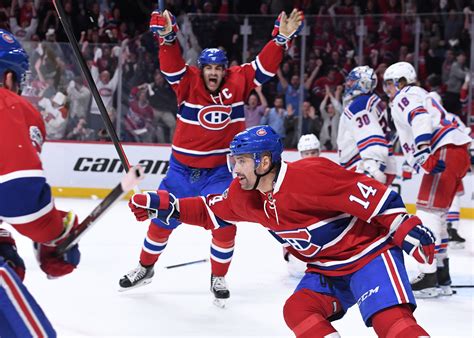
left=337, top=66, right=396, bottom=185
left=383, top=62, right=471, bottom=298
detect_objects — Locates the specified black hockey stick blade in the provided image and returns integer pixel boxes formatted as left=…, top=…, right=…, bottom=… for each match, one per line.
left=164, top=259, right=208, bottom=269
left=451, top=285, right=474, bottom=288
left=56, top=167, right=144, bottom=255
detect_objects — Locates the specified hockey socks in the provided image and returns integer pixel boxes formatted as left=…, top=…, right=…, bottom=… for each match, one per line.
left=139, top=224, right=173, bottom=267
left=210, top=225, right=236, bottom=276
left=283, top=289, right=342, bottom=338
left=371, top=304, right=429, bottom=338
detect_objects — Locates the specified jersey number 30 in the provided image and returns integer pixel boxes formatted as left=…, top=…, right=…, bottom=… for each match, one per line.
left=349, top=182, right=377, bottom=209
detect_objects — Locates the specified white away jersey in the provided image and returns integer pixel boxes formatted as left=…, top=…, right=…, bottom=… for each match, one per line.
left=390, top=86, right=471, bottom=168
left=337, top=94, right=390, bottom=169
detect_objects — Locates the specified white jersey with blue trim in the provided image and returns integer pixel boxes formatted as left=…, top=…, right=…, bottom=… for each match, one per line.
left=390, top=86, right=471, bottom=168
left=337, top=93, right=390, bottom=169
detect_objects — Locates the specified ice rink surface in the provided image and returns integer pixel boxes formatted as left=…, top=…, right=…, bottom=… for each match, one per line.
left=9, top=198, right=474, bottom=337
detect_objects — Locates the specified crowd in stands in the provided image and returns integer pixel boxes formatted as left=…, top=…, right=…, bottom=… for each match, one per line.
left=0, top=0, right=472, bottom=149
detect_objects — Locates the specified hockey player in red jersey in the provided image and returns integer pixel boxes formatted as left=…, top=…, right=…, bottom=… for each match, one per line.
left=119, top=8, right=303, bottom=306
left=129, top=125, right=434, bottom=337
left=0, top=29, right=81, bottom=337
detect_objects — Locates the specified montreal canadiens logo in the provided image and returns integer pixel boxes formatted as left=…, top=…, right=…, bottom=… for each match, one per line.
left=2, top=33, right=14, bottom=44
left=256, top=128, right=267, bottom=136
left=197, top=105, right=232, bottom=130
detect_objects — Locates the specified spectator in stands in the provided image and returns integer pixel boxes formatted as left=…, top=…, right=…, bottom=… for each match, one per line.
left=445, top=51, right=469, bottom=116
left=441, top=49, right=455, bottom=84
left=90, top=47, right=119, bottom=130
left=301, top=100, right=322, bottom=138
left=277, top=70, right=307, bottom=115
left=66, top=76, right=91, bottom=120
left=124, top=85, right=155, bottom=143
left=148, top=71, right=177, bottom=143
left=310, top=66, right=344, bottom=102
left=319, top=85, right=342, bottom=151
left=261, top=95, right=287, bottom=141
left=244, top=86, right=268, bottom=128
left=38, top=91, right=68, bottom=140
left=9, top=0, right=38, bottom=41
left=65, top=117, right=96, bottom=141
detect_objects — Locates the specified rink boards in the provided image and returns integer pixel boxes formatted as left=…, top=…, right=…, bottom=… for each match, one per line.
left=42, top=141, right=474, bottom=219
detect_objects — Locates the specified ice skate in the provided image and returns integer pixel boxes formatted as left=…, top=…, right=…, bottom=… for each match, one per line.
left=410, top=272, right=440, bottom=298
left=118, top=263, right=154, bottom=291
left=437, top=258, right=453, bottom=296
left=211, top=275, right=229, bottom=308
left=447, top=223, right=466, bottom=249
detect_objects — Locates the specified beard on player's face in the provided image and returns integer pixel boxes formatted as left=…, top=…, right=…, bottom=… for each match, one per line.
left=202, top=64, right=225, bottom=93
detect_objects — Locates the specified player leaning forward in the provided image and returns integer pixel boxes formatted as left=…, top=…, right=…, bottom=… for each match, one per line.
left=119, top=8, right=304, bottom=303
left=129, top=125, right=434, bottom=337
left=383, top=62, right=471, bottom=297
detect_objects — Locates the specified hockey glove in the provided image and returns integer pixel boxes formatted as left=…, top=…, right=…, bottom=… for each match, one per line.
left=413, top=147, right=445, bottom=174
left=34, top=211, right=81, bottom=278
left=150, top=10, right=179, bottom=45
left=391, top=215, right=435, bottom=264
left=0, top=229, right=26, bottom=281
left=129, top=190, right=179, bottom=225
left=357, top=159, right=387, bottom=184
left=401, top=161, right=413, bottom=181
left=272, top=9, right=304, bottom=49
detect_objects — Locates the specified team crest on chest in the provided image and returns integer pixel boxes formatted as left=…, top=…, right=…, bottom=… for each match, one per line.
left=197, top=105, right=232, bottom=130
left=276, top=228, right=321, bottom=257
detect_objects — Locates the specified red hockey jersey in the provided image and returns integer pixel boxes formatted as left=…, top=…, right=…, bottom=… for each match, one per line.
left=159, top=41, right=284, bottom=168
left=0, top=88, right=45, bottom=175
left=178, top=157, right=410, bottom=276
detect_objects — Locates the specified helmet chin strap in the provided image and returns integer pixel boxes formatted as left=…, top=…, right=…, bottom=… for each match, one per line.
left=251, top=162, right=281, bottom=190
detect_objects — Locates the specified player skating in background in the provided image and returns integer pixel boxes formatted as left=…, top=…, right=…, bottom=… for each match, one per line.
left=428, top=91, right=472, bottom=249
left=0, top=29, right=81, bottom=337
left=129, top=125, right=433, bottom=338
left=119, top=8, right=303, bottom=307
left=383, top=62, right=471, bottom=298
left=338, top=66, right=397, bottom=185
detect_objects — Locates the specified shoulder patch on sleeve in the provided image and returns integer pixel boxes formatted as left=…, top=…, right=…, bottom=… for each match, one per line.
left=347, top=95, right=371, bottom=117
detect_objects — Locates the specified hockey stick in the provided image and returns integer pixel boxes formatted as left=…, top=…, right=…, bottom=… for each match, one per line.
left=451, top=285, right=474, bottom=288
left=52, top=0, right=134, bottom=176
left=164, top=258, right=208, bottom=269
left=56, top=167, right=143, bottom=255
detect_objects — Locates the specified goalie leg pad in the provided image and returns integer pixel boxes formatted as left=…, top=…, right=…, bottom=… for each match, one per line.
left=283, top=289, right=341, bottom=338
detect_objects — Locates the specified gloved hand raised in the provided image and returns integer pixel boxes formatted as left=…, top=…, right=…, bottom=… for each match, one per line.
left=272, top=9, right=304, bottom=49
left=129, top=190, right=179, bottom=225
left=34, top=211, right=81, bottom=278
left=0, top=228, right=26, bottom=280
left=149, top=10, right=179, bottom=45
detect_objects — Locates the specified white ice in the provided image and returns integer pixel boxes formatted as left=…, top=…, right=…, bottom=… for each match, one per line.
left=9, top=198, right=474, bottom=337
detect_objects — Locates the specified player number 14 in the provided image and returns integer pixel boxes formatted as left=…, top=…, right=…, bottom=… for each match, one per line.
left=349, top=182, right=377, bottom=209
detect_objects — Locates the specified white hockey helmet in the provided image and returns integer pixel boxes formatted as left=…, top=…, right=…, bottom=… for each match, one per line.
left=343, top=65, right=377, bottom=101
left=383, top=62, right=417, bottom=87
left=297, top=134, right=320, bottom=152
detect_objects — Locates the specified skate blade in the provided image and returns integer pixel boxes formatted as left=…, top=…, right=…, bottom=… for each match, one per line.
left=118, top=278, right=153, bottom=292
left=448, top=242, right=465, bottom=250
left=413, top=288, right=440, bottom=299
left=213, top=298, right=227, bottom=308
left=438, top=286, right=454, bottom=296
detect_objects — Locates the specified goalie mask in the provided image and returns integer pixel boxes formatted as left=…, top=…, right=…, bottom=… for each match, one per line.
left=0, top=29, right=30, bottom=92
left=228, top=125, right=283, bottom=189
left=343, top=66, right=377, bottom=102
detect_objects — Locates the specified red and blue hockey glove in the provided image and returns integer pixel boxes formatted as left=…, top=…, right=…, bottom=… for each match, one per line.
left=0, top=229, right=26, bottom=281
left=34, top=211, right=81, bottom=278
left=272, top=9, right=304, bottom=49
left=391, top=215, right=435, bottom=264
left=413, top=147, right=445, bottom=174
left=401, top=161, right=413, bottom=180
left=129, top=190, right=179, bottom=225
left=150, top=10, right=179, bottom=45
